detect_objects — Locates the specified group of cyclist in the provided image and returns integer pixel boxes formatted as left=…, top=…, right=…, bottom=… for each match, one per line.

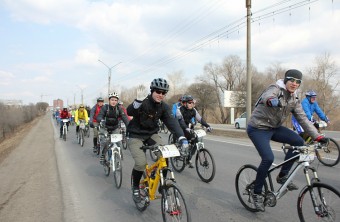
left=247, top=69, right=330, bottom=212
left=55, top=71, right=330, bottom=212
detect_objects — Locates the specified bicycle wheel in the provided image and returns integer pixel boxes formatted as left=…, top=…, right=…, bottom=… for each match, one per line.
left=149, top=149, right=158, bottom=162
left=161, top=183, right=191, bottom=222
left=122, top=137, right=128, bottom=150
left=132, top=172, right=150, bottom=211
left=168, top=133, right=177, bottom=145
left=80, top=130, right=84, bottom=147
left=195, top=148, right=216, bottom=183
left=235, top=164, right=268, bottom=212
left=170, top=156, right=186, bottom=172
left=103, top=148, right=111, bottom=177
left=297, top=182, right=340, bottom=222
left=316, top=138, right=340, bottom=167
left=113, top=151, right=122, bottom=189
left=63, top=127, right=66, bottom=141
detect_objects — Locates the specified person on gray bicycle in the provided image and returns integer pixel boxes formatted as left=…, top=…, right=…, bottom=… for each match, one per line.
left=176, top=95, right=213, bottom=168
left=247, top=69, right=328, bottom=212
left=97, top=92, right=130, bottom=165
left=89, top=97, right=105, bottom=153
left=127, top=78, right=188, bottom=203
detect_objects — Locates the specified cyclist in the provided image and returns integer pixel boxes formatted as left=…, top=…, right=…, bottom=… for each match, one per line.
left=176, top=95, right=213, bottom=168
left=247, top=69, right=328, bottom=212
left=172, top=95, right=185, bottom=117
left=75, top=104, right=89, bottom=137
left=90, top=97, right=105, bottom=153
left=59, top=106, right=70, bottom=138
left=97, top=92, right=130, bottom=164
left=302, top=90, right=330, bottom=125
left=127, top=78, right=188, bottom=203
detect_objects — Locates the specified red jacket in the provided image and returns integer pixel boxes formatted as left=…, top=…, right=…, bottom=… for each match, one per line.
left=60, top=110, right=69, bottom=119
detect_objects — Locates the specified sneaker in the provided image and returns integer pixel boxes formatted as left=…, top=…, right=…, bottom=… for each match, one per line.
left=132, top=188, right=141, bottom=203
left=100, top=155, right=105, bottom=165
left=187, top=160, right=194, bottom=168
left=252, top=193, right=265, bottom=212
left=276, top=175, right=299, bottom=191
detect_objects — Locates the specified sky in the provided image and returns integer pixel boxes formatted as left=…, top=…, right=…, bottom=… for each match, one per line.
left=0, top=0, right=339, bottom=106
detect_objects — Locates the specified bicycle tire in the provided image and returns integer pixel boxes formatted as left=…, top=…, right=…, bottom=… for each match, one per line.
left=168, top=133, right=177, bottom=145
left=161, top=183, right=191, bottom=222
left=235, top=164, right=268, bottom=212
left=63, top=133, right=66, bottom=141
left=316, top=138, right=340, bottom=167
left=103, top=148, right=110, bottom=177
left=297, top=182, right=340, bottom=222
left=195, top=148, right=216, bottom=183
left=113, top=151, right=122, bottom=189
left=132, top=172, right=149, bottom=211
left=170, top=156, right=186, bottom=172
left=80, top=130, right=84, bottom=147
left=149, top=149, right=158, bottom=162
left=122, top=137, right=128, bottom=150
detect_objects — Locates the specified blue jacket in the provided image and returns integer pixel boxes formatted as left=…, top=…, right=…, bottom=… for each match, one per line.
left=301, top=98, right=328, bottom=122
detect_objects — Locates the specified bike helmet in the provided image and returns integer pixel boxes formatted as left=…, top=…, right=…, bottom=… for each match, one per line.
left=305, top=90, right=317, bottom=97
left=63, top=106, right=68, bottom=110
left=97, top=97, right=104, bottom=102
left=108, top=91, right=119, bottom=100
left=150, top=78, right=170, bottom=91
left=182, top=95, right=194, bottom=102
left=79, top=104, right=84, bottom=108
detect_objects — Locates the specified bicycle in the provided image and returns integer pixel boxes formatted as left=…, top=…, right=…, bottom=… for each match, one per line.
left=169, top=129, right=216, bottom=183
left=84, top=124, right=90, bottom=138
left=158, top=120, right=169, bottom=134
left=119, top=121, right=128, bottom=150
left=77, top=119, right=86, bottom=147
left=235, top=143, right=340, bottom=221
left=103, top=133, right=123, bottom=189
left=61, top=119, right=69, bottom=141
left=132, top=144, right=191, bottom=222
left=285, top=120, right=340, bottom=167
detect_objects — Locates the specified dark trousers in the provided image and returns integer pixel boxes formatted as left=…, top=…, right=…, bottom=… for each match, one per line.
left=247, top=125, right=304, bottom=194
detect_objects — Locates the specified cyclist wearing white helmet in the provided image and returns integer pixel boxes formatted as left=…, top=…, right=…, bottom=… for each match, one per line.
left=89, top=97, right=105, bottom=152
left=97, top=92, right=130, bottom=164
left=127, top=78, right=188, bottom=203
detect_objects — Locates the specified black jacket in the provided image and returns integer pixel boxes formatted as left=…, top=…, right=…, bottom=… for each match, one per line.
left=127, top=95, right=185, bottom=139
left=97, top=104, right=129, bottom=131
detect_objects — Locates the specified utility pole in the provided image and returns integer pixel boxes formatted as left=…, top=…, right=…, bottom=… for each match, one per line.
left=246, top=0, right=252, bottom=124
left=98, top=59, right=122, bottom=95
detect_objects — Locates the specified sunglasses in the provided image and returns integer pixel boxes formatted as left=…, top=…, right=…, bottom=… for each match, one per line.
left=286, top=77, right=302, bottom=84
left=187, top=101, right=194, bottom=104
left=155, top=90, right=167, bottom=95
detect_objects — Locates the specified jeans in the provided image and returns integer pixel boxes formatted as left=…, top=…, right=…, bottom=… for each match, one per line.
left=247, top=125, right=304, bottom=194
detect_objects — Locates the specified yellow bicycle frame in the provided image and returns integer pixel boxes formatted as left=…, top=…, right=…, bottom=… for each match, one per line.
left=141, top=155, right=170, bottom=201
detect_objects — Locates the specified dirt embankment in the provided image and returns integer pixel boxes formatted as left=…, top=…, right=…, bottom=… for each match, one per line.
left=0, top=117, right=41, bottom=164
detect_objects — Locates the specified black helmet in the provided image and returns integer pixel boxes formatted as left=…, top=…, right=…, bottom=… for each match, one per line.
left=150, top=78, right=169, bottom=91
left=97, top=97, right=104, bottom=102
left=182, top=95, right=194, bottom=102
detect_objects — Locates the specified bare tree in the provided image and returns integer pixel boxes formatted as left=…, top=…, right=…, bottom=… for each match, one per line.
left=306, top=52, right=339, bottom=115
left=187, top=82, right=217, bottom=119
left=219, top=55, right=246, bottom=90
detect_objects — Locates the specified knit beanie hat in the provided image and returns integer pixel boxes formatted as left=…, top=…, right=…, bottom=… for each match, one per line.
left=284, top=69, right=303, bottom=84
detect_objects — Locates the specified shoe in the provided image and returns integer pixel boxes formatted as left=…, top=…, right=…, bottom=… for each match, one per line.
left=187, top=160, right=194, bottom=168
left=252, top=193, right=265, bottom=212
left=100, top=155, right=105, bottom=165
left=132, top=188, right=141, bottom=203
left=276, top=175, right=299, bottom=191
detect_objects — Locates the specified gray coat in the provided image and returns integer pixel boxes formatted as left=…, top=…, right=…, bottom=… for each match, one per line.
left=248, top=79, right=319, bottom=139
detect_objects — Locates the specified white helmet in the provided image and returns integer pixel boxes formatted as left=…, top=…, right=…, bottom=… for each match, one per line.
left=108, top=91, right=119, bottom=100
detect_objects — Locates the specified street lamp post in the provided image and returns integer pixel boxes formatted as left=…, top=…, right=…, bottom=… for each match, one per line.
left=98, top=59, right=122, bottom=96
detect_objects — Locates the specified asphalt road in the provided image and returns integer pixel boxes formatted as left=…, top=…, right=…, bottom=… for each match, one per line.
left=0, top=115, right=339, bottom=222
